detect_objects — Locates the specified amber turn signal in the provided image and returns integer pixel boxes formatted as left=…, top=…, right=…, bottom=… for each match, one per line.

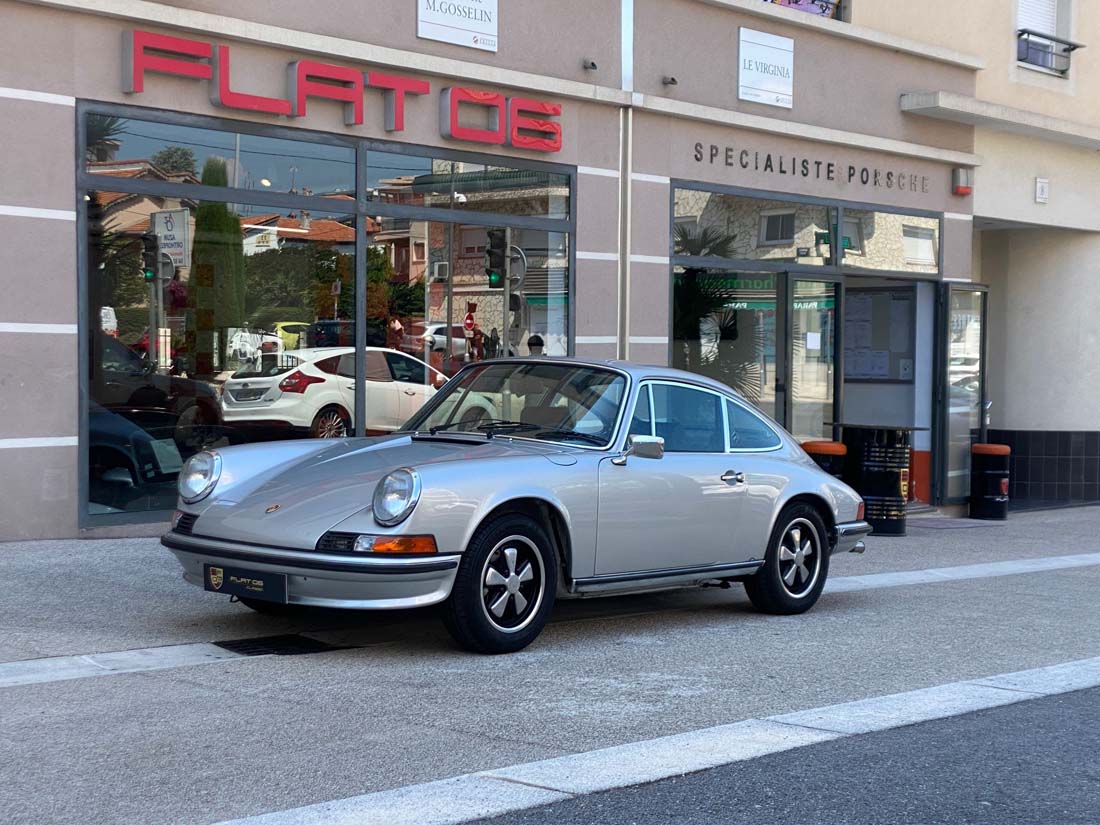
left=368, top=535, right=438, bottom=555
left=857, top=501, right=866, bottom=521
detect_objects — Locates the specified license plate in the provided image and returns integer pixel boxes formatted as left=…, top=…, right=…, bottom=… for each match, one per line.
left=232, top=389, right=266, bottom=401
left=204, top=563, right=288, bottom=603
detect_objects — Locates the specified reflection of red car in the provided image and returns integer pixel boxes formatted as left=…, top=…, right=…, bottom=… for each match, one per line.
left=131, top=330, right=177, bottom=360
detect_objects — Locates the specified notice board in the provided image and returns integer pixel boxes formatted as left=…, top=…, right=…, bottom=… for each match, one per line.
left=843, top=287, right=916, bottom=383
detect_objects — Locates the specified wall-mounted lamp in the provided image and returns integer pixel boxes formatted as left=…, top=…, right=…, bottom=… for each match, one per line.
left=662, top=75, right=678, bottom=86
left=583, top=58, right=598, bottom=71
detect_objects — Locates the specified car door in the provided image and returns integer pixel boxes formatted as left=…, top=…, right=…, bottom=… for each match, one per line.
left=384, top=351, right=434, bottom=424
left=594, top=381, right=747, bottom=576
left=360, top=350, right=401, bottom=431
left=724, top=397, right=788, bottom=558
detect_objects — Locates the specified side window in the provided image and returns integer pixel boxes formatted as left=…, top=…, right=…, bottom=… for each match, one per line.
left=365, top=350, right=390, bottom=382
left=386, top=352, right=427, bottom=384
left=314, top=356, right=340, bottom=376
left=336, top=354, right=355, bottom=378
left=651, top=384, right=725, bottom=453
left=726, top=399, right=781, bottom=450
left=628, top=385, right=653, bottom=437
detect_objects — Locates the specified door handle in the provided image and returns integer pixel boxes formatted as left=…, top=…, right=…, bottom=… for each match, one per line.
left=721, top=471, right=746, bottom=484
left=403, top=389, right=416, bottom=396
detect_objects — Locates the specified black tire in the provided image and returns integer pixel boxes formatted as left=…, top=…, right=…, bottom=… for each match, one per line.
left=744, top=503, right=830, bottom=615
left=237, top=597, right=308, bottom=617
left=311, top=406, right=350, bottom=439
left=441, top=513, right=557, bottom=654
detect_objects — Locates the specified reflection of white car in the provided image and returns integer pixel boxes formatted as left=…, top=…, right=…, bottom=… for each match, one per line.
left=220, top=347, right=450, bottom=438
left=228, top=329, right=283, bottom=365
left=404, top=322, right=468, bottom=358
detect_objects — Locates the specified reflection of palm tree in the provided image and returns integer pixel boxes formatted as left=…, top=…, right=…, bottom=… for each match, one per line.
left=86, top=114, right=124, bottom=162
left=672, top=224, right=769, bottom=405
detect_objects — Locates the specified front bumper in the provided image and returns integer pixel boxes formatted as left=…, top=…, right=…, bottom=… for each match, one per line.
left=161, top=531, right=460, bottom=609
left=833, top=520, right=872, bottom=554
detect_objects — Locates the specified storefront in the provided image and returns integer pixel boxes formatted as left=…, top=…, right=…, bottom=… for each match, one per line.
left=0, top=0, right=985, bottom=538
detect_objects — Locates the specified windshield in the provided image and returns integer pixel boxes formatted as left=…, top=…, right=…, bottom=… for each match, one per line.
left=403, top=362, right=628, bottom=448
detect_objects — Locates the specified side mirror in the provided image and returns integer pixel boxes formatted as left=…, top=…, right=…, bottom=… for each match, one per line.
left=612, top=434, right=665, bottom=465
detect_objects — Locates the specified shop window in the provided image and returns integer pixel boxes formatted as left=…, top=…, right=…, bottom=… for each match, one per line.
left=366, top=153, right=570, bottom=219
left=85, top=185, right=356, bottom=515
left=84, top=114, right=354, bottom=195
left=673, top=189, right=833, bottom=266
left=758, top=211, right=795, bottom=246
left=841, top=210, right=939, bottom=275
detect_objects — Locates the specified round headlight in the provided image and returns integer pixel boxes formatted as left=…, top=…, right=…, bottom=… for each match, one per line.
left=178, top=451, right=222, bottom=504
left=373, top=468, right=421, bottom=527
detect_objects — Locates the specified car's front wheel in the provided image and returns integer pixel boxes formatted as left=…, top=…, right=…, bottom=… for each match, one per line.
left=743, top=503, right=829, bottom=615
left=441, top=513, right=557, bottom=654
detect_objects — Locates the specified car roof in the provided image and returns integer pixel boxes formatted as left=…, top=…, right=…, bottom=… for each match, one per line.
left=285, top=346, right=432, bottom=361
left=454, top=357, right=744, bottom=398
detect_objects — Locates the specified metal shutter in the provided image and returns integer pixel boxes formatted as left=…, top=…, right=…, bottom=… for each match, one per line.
left=1018, top=0, right=1057, bottom=34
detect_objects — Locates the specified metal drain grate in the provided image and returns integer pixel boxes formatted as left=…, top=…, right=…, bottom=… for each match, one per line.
left=214, top=634, right=349, bottom=656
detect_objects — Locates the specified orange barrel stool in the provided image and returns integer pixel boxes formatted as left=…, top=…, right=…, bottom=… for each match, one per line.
left=802, top=440, right=847, bottom=479
left=970, top=443, right=1011, bottom=520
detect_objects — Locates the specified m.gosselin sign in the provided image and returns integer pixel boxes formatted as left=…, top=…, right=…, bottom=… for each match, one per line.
left=122, top=30, right=561, bottom=152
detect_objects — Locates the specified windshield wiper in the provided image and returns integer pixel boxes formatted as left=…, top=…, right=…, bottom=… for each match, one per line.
left=476, top=419, right=539, bottom=437
left=531, top=428, right=606, bottom=445
left=426, top=421, right=475, bottom=435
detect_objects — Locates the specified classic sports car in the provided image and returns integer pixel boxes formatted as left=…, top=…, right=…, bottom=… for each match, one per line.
left=162, top=358, right=870, bottom=654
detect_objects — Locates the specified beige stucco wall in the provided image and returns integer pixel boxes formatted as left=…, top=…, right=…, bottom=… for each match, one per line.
left=852, top=0, right=1100, bottom=128
left=981, top=228, right=1100, bottom=431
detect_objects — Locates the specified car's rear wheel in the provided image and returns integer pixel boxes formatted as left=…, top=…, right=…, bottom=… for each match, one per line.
left=441, top=513, right=557, bottom=654
left=311, top=406, right=350, bottom=439
left=743, top=503, right=829, bottom=615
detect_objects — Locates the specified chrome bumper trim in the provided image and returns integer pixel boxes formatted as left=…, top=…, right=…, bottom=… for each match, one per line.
left=161, top=532, right=459, bottom=575
left=834, top=520, right=872, bottom=554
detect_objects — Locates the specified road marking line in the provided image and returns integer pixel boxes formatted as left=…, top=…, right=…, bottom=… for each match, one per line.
left=0, top=643, right=245, bottom=688
left=212, top=656, right=1100, bottom=825
left=826, top=552, right=1100, bottom=593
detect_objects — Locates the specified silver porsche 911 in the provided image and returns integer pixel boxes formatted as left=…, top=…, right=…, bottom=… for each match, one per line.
left=163, top=358, right=870, bottom=654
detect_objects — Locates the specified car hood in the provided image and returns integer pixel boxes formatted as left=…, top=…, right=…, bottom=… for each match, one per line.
left=194, top=434, right=574, bottom=548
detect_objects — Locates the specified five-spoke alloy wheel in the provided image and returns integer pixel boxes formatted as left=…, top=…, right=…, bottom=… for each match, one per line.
left=443, top=513, right=557, bottom=654
left=744, top=503, right=829, bottom=614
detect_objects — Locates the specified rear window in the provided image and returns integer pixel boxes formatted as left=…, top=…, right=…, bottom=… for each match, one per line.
left=230, top=354, right=300, bottom=379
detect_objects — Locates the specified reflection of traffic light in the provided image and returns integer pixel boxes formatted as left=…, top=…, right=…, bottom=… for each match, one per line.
left=485, top=228, right=506, bottom=289
left=141, top=232, right=159, bottom=282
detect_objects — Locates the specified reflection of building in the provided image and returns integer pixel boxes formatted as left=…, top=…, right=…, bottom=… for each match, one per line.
left=241, top=212, right=359, bottom=256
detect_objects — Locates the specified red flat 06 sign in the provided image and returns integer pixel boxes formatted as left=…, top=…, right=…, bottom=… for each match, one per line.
left=122, top=30, right=562, bottom=153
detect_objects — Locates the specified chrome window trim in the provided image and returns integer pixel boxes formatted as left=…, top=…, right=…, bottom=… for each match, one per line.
left=639, top=379, right=731, bottom=456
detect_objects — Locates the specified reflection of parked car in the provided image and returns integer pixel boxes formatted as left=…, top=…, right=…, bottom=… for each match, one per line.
left=88, top=402, right=183, bottom=513
left=165, top=358, right=870, bottom=654
left=273, top=321, right=311, bottom=351
left=403, top=322, right=468, bottom=358
left=229, top=329, right=283, bottom=364
left=91, top=333, right=222, bottom=453
left=220, top=347, right=462, bottom=438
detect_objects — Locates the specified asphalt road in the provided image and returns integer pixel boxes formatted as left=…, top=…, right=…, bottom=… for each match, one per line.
left=0, top=506, right=1098, bottom=824
left=483, top=687, right=1100, bottom=825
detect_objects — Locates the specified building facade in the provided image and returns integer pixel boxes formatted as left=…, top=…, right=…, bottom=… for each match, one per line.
left=1, top=0, right=1085, bottom=541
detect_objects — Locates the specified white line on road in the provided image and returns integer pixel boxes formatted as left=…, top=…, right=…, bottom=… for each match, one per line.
left=212, top=656, right=1100, bottom=825
left=0, top=643, right=244, bottom=688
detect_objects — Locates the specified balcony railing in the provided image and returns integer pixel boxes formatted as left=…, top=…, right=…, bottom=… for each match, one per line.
left=763, top=0, right=842, bottom=20
left=1017, top=29, right=1083, bottom=75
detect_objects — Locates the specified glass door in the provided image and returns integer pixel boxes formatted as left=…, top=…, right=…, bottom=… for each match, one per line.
left=939, top=286, right=987, bottom=503
left=671, top=268, right=781, bottom=421
left=787, top=277, right=839, bottom=441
